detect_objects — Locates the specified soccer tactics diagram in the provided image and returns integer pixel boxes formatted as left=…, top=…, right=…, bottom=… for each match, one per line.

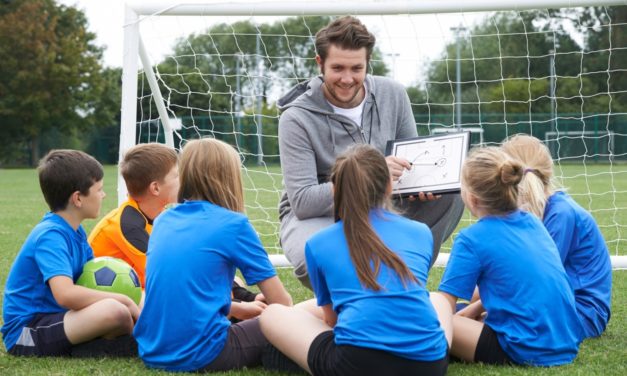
left=388, top=132, right=470, bottom=195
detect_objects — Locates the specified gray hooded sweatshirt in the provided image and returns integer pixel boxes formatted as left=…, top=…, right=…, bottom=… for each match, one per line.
left=278, top=74, right=417, bottom=221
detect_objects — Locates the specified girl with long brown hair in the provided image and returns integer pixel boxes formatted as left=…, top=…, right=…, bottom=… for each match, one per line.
left=134, top=138, right=292, bottom=372
left=260, top=144, right=452, bottom=376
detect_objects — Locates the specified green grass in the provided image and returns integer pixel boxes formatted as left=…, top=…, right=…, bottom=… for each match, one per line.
left=0, top=165, right=625, bottom=375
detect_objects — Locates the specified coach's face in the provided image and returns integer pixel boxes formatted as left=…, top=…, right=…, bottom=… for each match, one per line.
left=317, top=45, right=367, bottom=109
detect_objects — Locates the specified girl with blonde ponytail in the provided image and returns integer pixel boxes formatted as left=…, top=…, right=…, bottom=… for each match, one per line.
left=438, top=146, right=583, bottom=366
left=502, top=134, right=611, bottom=339
left=260, top=145, right=452, bottom=376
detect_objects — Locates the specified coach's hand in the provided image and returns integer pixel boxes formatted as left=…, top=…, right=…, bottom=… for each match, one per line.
left=385, top=155, right=411, bottom=181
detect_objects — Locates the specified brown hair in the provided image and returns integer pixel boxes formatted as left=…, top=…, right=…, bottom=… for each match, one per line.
left=120, top=143, right=178, bottom=197
left=462, top=147, right=524, bottom=216
left=332, top=144, right=418, bottom=291
left=38, top=150, right=104, bottom=212
left=178, top=138, right=244, bottom=213
left=501, top=134, right=556, bottom=219
left=315, top=16, right=376, bottom=64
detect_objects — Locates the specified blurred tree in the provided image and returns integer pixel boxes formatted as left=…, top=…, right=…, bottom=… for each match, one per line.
left=0, top=0, right=105, bottom=165
left=86, top=67, right=122, bottom=163
left=539, top=6, right=627, bottom=112
left=412, top=12, right=580, bottom=123
left=134, top=16, right=390, bottom=161
left=141, top=16, right=388, bottom=121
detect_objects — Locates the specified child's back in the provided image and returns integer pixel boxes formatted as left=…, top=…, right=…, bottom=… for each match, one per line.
left=440, top=209, right=582, bottom=365
left=438, top=146, right=583, bottom=367
left=544, top=191, right=612, bottom=337
left=306, top=209, right=447, bottom=361
left=501, top=134, right=612, bottom=339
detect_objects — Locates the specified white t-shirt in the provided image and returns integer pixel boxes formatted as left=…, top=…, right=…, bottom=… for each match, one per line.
left=327, top=83, right=368, bottom=127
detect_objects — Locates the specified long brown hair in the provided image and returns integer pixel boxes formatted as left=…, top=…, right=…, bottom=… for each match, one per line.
left=462, top=147, right=524, bottom=216
left=331, top=145, right=418, bottom=291
left=501, top=134, right=556, bottom=219
left=178, top=138, right=244, bottom=213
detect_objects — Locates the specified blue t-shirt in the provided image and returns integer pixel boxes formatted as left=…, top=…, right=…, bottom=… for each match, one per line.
left=2, top=213, right=93, bottom=351
left=544, top=191, right=612, bottom=338
left=133, top=201, right=277, bottom=372
left=306, top=209, right=448, bottom=362
left=439, top=210, right=582, bottom=366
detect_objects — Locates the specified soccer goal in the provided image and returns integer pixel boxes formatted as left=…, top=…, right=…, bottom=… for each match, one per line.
left=121, top=0, right=627, bottom=269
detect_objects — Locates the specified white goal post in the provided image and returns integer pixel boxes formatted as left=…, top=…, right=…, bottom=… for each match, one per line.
left=121, top=0, right=627, bottom=269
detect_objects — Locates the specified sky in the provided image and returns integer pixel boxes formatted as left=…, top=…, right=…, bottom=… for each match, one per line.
left=58, top=0, right=484, bottom=86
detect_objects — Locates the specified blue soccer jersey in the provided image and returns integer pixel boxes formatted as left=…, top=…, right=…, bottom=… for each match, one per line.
left=2, top=213, right=93, bottom=351
left=133, top=201, right=277, bottom=372
left=306, top=209, right=448, bottom=362
left=544, top=191, right=612, bottom=338
left=439, top=210, right=583, bottom=366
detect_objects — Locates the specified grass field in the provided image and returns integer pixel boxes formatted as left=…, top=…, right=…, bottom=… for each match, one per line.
left=0, top=165, right=625, bottom=375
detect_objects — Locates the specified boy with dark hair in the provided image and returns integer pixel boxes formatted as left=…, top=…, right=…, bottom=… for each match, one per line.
left=2, top=150, right=139, bottom=357
left=89, top=143, right=264, bottom=320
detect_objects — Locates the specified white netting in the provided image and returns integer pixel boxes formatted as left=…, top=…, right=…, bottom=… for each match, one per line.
left=125, top=3, right=627, bottom=262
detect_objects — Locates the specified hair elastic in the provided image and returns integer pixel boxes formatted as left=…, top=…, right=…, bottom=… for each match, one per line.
left=524, top=168, right=535, bottom=175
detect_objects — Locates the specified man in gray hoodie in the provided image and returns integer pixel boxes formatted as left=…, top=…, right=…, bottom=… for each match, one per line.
left=278, top=16, right=464, bottom=288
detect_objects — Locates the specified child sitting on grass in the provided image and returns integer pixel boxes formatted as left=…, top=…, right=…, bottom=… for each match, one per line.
left=438, top=147, right=583, bottom=366
left=134, top=138, right=292, bottom=372
left=2, top=150, right=139, bottom=357
left=89, top=143, right=265, bottom=320
left=260, top=145, right=452, bottom=376
left=501, top=134, right=612, bottom=339
left=89, top=143, right=179, bottom=287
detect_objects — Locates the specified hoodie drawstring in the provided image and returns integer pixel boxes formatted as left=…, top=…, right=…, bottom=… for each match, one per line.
left=326, top=115, right=337, bottom=153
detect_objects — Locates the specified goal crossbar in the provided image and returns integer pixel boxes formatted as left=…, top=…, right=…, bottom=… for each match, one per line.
left=126, top=1, right=627, bottom=17
left=121, top=0, right=627, bottom=269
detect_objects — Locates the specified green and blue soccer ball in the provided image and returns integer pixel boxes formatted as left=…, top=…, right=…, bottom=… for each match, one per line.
left=76, top=257, right=142, bottom=305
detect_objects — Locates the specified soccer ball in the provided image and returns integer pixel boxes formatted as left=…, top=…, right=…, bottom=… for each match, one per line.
left=76, top=257, right=142, bottom=305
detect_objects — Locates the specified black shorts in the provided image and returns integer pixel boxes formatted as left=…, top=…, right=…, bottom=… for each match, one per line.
left=8, top=312, right=72, bottom=357
left=307, top=331, right=448, bottom=376
left=474, top=324, right=513, bottom=365
left=199, top=318, right=269, bottom=372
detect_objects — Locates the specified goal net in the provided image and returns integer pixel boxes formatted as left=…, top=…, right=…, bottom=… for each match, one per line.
left=121, top=0, right=627, bottom=268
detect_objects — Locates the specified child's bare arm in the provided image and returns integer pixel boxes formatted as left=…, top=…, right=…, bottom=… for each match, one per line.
left=436, top=291, right=458, bottom=313
left=257, top=276, right=292, bottom=306
left=456, top=300, right=485, bottom=321
left=229, top=301, right=267, bottom=321
left=48, top=275, right=140, bottom=322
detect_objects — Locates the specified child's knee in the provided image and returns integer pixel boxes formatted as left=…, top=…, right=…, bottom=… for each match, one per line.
left=98, top=299, right=134, bottom=328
